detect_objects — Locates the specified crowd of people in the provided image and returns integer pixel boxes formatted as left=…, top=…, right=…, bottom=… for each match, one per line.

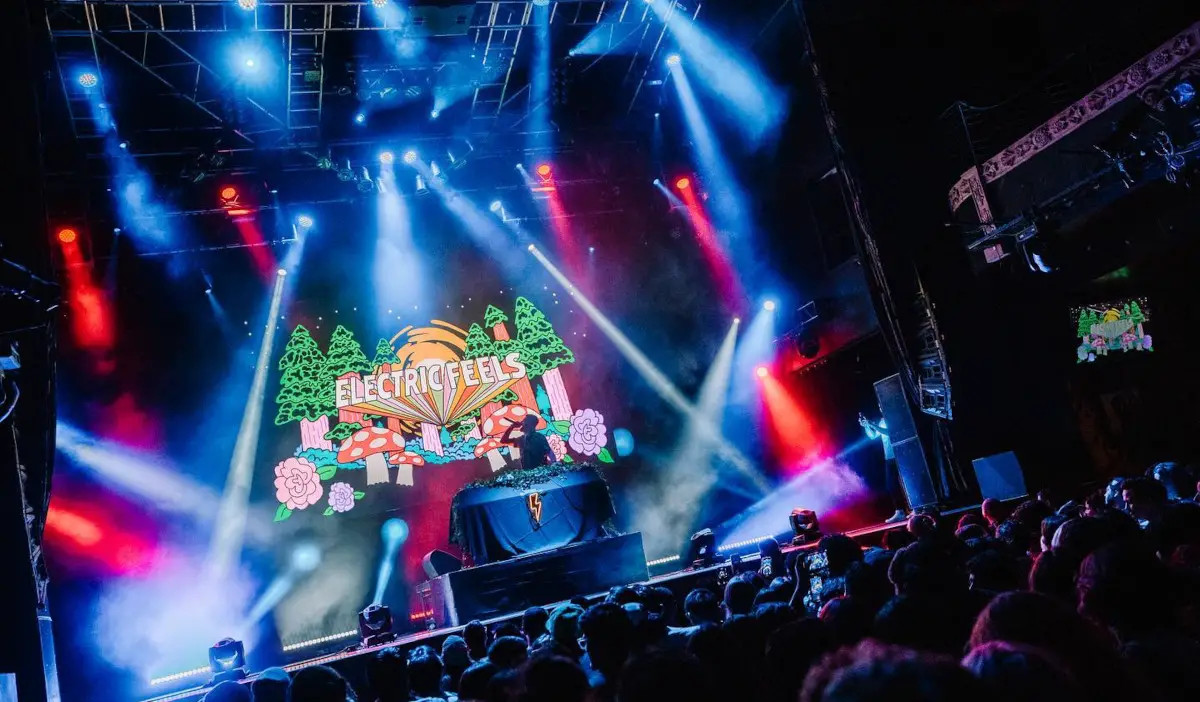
left=205, top=463, right=1200, bottom=702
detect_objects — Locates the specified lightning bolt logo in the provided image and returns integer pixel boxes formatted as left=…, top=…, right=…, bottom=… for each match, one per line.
left=526, top=492, right=543, bottom=524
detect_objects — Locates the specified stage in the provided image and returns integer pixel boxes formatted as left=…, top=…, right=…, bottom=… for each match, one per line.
left=140, top=503, right=987, bottom=702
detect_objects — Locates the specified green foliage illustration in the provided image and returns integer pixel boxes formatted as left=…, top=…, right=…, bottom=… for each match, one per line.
left=484, top=304, right=509, bottom=329
left=371, top=338, right=397, bottom=370
left=463, top=323, right=496, bottom=360
left=319, top=325, right=373, bottom=412
left=274, top=325, right=328, bottom=425
left=1129, top=300, right=1145, bottom=326
left=324, top=421, right=362, bottom=444
left=514, top=296, right=574, bottom=378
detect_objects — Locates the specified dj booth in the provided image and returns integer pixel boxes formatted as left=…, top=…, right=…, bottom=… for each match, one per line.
left=425, top=533, right=648, bottom=626
left=450, top=464, right=616, bottom=565
left=426, top=464, right=646, bottom=626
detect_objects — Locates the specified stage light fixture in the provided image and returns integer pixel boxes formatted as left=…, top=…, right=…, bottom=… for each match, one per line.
left=77, top=72, right=98, bottom=89
left=489, top=200, right=503, bottom=213
left=379, top=150, right=395, bottom=164
left=675, top=176, right=690, bottom=190
left=794, top=331, right=821, bottom=359
left=371, top=0, right=389, bottom=7
left=219, top=186, right=238, bottom=202
left=686, top=528, right=717, bottom=569
left=755, top=365, right=769, bottom=378
left=652, top=178, right=661, bottom=186
left=402, top=150, right=418, bottom=164
left=296, top=214, right=314, bottom=230
left=763, top=299, right=777, bottom=312
left=237, top=0, right=257, bottom=10
left=118, top=141, right=128, bottom=150
left=665, top=53, right=681, bottom=66
left=358, top=604, right=396, bottom=646
left=354, top=112, right=366, bottom=125
left=277, top=268, right=287, bottom=277
left=382, top=518, right=409, bottom=545
left=207, top=638, right=247, bottom=684
left=430, top=109, right=440, bottom=119
left=789, top=508, right=821, bottom=545
left=56, top=227, right=78, bottom=244
left=243, top=57, right=256, bottom=69
left=205, top=288, right=213, bottom=295
left=533, top=0, right=549, bottom=6
left=290, top=542, right=321, bottom=574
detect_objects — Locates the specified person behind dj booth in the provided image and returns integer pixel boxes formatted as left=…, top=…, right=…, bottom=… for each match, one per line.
left=501, top=414, right=555, bottom=469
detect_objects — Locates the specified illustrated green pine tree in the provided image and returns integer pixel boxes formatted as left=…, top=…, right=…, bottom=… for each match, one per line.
left=463, top=323, right=496, bottom=360
left=484, top=304, right=509, bottom=330
left=275, top=325, right=327, bottom=425
left=1076, top=310, right=1091, bottom=338
left=319, top=325, right=373, bottom=412
left=514, top=296, right=574, bottom=378
left=1129, top=300, right=1145, bottom=326
left=371, top=338, right=396, bottom=370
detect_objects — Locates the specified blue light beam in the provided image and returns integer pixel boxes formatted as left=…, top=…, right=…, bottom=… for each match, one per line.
left=649, top=4, right=785, bottom=144
left=669, top=64, right=750, bottom=244
left=527, top=245, right=767, bottom=493
left=207, top=270, right=288, bottom=578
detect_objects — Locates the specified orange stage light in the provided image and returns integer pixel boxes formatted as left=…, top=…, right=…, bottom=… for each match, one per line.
left=536, top=163, right=552, bottom=179
left=675, top=176, right=691, bottom=190
left=57, top=227, right=78, bottom=244
left=219, top=186, right=238, bottom=201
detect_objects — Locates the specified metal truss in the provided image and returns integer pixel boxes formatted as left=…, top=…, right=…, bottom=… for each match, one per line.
left=47, top=2, right=659, bottom=34
left=46, top=1, right=677, bottom=147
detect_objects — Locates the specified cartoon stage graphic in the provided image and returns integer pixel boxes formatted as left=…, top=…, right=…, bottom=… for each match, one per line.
left=270, top=296, right=613, bottom=522
left=1074, top=299, right=1153, bottom=363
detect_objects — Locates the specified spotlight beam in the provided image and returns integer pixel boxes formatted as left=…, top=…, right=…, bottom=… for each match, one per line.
left=676, top=177, right=744, bottom=307
left=373, top=519, right=408, bottom=605
left=374, top=164, right=424, bottom=331
left=527, top=245, right=767, bottom=492
left=414, top=160, right=527, bottom=277
left=637, top=318, right=748, bottom=556
left=529, top=3, right=552, bottom=152
left=207, top=271, right=288, bottom=578
left=648, top=3, right=784, bottom=143
left=669, top=65, right=749, bottom=243
left=653, top=180, right=685, bottom=210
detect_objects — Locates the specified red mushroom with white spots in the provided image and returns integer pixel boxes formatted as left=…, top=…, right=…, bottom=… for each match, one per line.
left=474, top=436, right=505, bottom=472
left=388, top=450, right=425, bottom=487
left=337, top=427, right=406, bottom=486
left=480, top=405, right=546, bottom=468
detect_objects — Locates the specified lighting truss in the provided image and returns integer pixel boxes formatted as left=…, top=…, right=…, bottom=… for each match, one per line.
left=45, top=1, right=683, bottom=145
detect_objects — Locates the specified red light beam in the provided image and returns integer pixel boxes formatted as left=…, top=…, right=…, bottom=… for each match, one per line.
left=677, top=184, right=745, bottom=309
left=759, top=372, right=825, bottom=471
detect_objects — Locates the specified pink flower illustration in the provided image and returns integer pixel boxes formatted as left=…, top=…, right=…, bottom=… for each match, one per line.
left=547, top=433, right=568, bottom=461
left=328, top=482, right=356, bottom=513
left=274, top=456, right=323, bottom=511
left=568, top=408, right=608, bottom=456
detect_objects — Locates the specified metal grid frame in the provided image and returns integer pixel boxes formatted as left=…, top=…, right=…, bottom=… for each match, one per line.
left=45, top=1, right=680, bottom=149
